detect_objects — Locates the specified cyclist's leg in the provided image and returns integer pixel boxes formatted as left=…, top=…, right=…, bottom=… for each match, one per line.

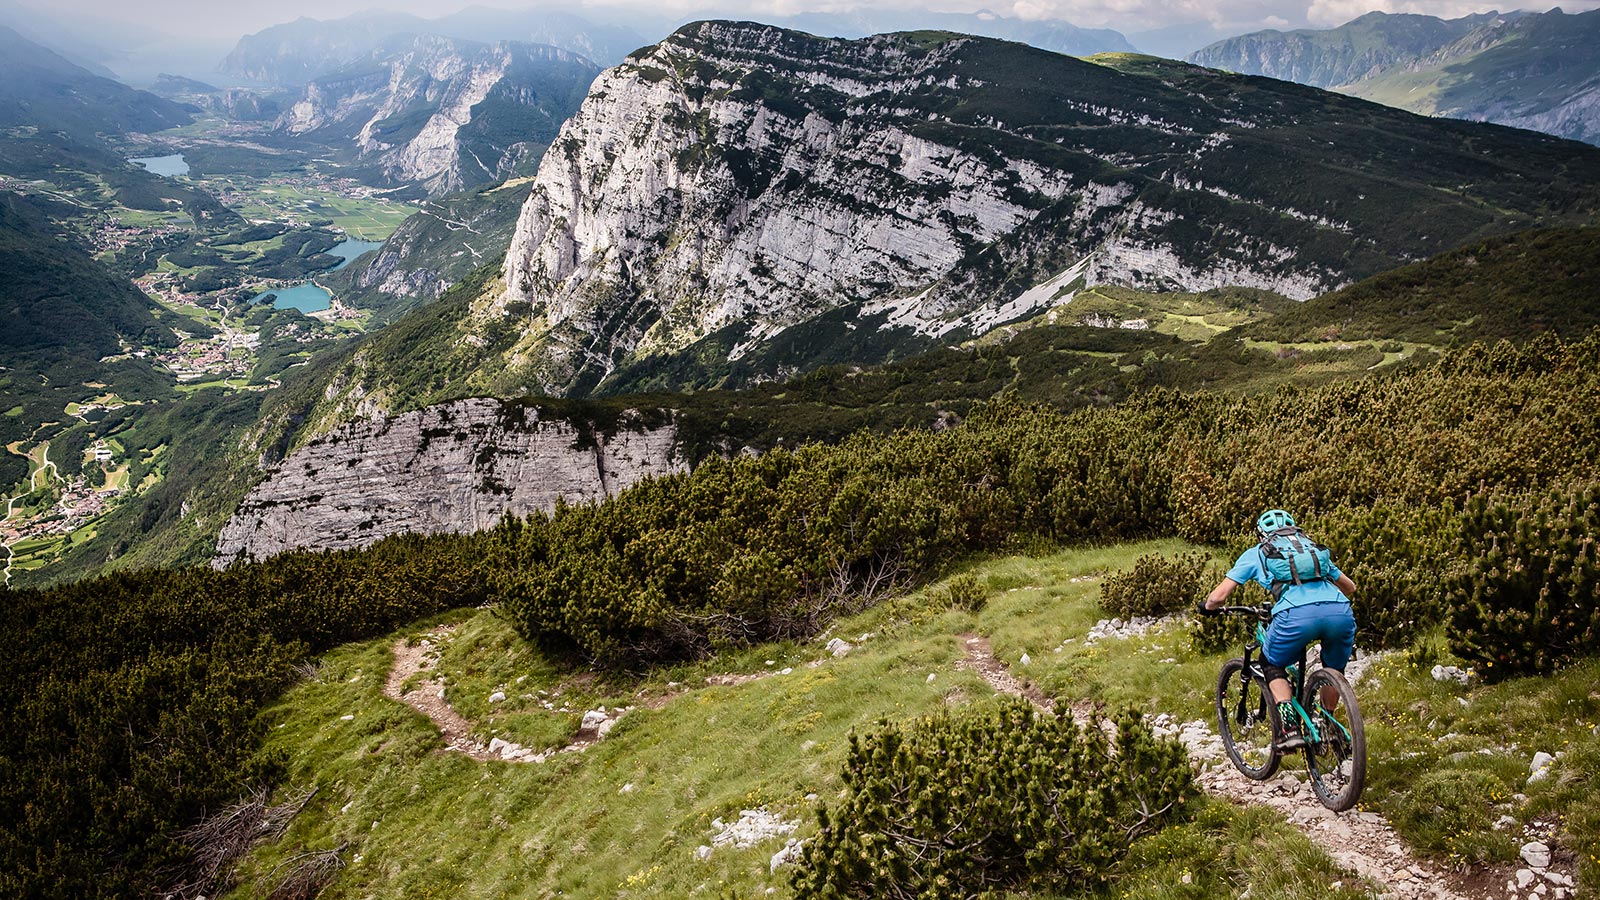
left=1315, top=604, right=1359, bottom=708
left=1261, top=610, right=1309, bottom=747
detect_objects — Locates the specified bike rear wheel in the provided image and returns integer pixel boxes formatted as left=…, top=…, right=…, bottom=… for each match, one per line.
left=1303, top=668, right=1366, bottom=811
left=1216, top=657, right=1280, bottom=780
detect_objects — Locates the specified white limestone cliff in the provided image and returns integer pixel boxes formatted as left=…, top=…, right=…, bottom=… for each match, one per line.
left=280, top=37, right=598, bottom=196
left=214, top=398, right=682, bottom=564
left=496, top=22, right=1344, bottom=393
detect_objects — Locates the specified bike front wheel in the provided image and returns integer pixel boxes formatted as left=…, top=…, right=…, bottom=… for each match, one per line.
left=1216, top=657, right=1280, bottom=780
left=1303, top=667, right=1366, bottom=811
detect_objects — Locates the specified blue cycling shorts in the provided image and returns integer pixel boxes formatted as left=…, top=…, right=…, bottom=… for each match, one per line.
left=1262, top=601, right=1357, bottom=671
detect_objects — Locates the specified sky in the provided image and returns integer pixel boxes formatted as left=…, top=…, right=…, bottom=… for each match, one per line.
left=8, top=0, right=1599, bottom=40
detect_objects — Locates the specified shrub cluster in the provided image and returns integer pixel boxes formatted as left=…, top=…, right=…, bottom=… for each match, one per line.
left=12, top=332, right=1600, bottom=895
left=791, top=699, right=1196, bottom=899
left=1445, top=484, right=1600, bottom=679
left=485, top=396, right=1172, bottom=669
left=0, top=534, right=488, bottom=900
left=1100, top=552, right=1214, bottom=619
left=488, top=332, right=1600, bottom=671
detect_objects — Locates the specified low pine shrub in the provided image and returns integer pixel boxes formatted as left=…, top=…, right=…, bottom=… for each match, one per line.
left=942, top=573, right=988, bottom=611
left=1309, top=503, right=1462, bottom=649
left=791, top=699, right=1196, bottom=899
left=1446, top=483, right=1600, bottom=680
left=1100, top=552, right=1213, bottom=619
left=1189, top=608, right=1257, bottom=655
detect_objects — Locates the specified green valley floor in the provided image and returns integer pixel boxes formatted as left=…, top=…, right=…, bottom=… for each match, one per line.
left=224, top=541, right=1599, bottom=900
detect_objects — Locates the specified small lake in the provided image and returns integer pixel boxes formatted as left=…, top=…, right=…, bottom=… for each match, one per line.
left=130, top=154, right=189, bottom=177
left=249, top=239, right=382, bottom=314
left=328, top=238, right=382, bottom=271
left=253, top=282, right=332, bottom=314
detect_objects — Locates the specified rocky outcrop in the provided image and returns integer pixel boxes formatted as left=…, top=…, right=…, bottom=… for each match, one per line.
left=214, top=397, right=682, bottom=564
left=336, top=182, right=528, bottom=316
left=278, top=36, right=599, bottom=196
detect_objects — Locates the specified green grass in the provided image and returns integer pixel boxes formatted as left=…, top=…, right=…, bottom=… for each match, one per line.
left=228, top=541, right=1387, bottom=900
left=1356, top=638, right=1600, bottom=878
left=194, top=175, right=416, bottom=241
left=230, top=539, right=1600, bottom=898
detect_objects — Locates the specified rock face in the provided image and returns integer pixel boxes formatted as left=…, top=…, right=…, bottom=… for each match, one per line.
left=335, top=181, right=529, bottom=317
left=278, top=36, right=599, bottom=196
left=214, top=397, right=682, bottom=564
left=492, top=20, right=1600, bottom=394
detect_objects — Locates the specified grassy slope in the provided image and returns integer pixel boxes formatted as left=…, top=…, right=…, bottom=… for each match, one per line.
left=1245, top=227, right=1600, bottom=344
left=227, top=541, right=1600, bottom=899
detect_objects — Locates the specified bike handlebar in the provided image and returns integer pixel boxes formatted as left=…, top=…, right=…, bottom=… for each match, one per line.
left=1218, top=605, right=1272, bottom=622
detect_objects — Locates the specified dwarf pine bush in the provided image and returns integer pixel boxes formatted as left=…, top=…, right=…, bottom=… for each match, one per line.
left=1100, top=552, right=1214, bottom=619
left=791, top=699, right=1196, bottom=899
left=1446, top=483, right=1600, bottom=679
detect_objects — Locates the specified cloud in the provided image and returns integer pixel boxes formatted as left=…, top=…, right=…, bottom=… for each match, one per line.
left=22, top=0, right=1600, bottom=43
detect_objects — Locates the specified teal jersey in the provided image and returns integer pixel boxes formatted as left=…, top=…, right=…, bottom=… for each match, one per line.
left=1226, top=548, right=1348, bottom=615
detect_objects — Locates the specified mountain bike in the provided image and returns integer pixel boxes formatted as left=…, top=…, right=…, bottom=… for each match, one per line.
left=1213, top=605, right=1366, bottom=811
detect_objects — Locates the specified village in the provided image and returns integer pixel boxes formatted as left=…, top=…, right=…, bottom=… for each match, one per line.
left=2, top=437, right=126, bottom=584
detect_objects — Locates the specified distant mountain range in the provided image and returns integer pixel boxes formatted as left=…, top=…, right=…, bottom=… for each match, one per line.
left=220, top=8, right=648, bottom=86
left=0, top=25, right=191, bottom=138
left=0, top=27, right=235, bottom=220
left=727, top=8, right=1136, bottom=57
left=1189, top=9, right=1600, bottom=145
left=272, top=35, right=600, bottom=197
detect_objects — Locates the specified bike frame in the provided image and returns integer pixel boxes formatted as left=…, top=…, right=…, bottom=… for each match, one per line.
left=1247, top=621, right=1324, bottom=744
left=1221, top=605, right=1348, bottom=748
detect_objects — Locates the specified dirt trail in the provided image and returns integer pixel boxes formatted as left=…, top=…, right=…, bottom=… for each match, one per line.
left=383, top=625, right=504, bottom=762
left=382, top=625, right=654, bottom=764
left=956, top=635, right=1574, bottom=900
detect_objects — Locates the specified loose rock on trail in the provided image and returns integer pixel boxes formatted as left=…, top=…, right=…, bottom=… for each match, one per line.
left=383, top=624, right=625, bottom=763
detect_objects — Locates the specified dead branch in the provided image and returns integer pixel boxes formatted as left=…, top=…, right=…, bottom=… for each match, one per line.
left=264, top=841, right=350, bottom=900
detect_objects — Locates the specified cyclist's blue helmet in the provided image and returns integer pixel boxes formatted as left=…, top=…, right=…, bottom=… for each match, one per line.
left=1256, top=508, right=1295, bottom=538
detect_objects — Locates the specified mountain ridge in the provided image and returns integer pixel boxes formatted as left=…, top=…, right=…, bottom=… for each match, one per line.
left=1188, top=9, right=1600, bottom=144
left=274, top=35, right=601, bottom=197
left=477, top=21, right=1600, bottom=397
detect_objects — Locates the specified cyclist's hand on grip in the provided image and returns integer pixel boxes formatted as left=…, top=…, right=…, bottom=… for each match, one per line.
left=1196, top=599, right=1221, bottom=617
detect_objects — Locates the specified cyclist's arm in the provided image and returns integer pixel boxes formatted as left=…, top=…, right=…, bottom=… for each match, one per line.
left=1333, top=573, right=1356, bottom=595
left=1202, top=577, right=1241, bottom=612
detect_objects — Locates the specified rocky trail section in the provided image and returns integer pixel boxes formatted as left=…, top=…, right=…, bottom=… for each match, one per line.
left=383, top=624, right=629, bottom=763
left=958, top=630, right=1577, bottom=900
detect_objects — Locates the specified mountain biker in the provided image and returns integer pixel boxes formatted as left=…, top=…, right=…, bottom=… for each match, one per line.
left=1197, top=509, right=1357, bottom=751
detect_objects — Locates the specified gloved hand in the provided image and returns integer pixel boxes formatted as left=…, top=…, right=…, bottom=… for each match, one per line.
left=1196, top=599, right=1221, bottom=617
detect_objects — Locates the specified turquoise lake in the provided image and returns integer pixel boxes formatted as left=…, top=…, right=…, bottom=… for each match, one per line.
left=130, top=154, right=188, bottom=177
left=250, top=238, right=383, bottom=313
left=254, top=282, right=333, bottom=314
left=328, top=238, right=382, bottom=270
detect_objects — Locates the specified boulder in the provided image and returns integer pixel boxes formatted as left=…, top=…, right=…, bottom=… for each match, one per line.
left=1529, top=751, right=1555, bottom=783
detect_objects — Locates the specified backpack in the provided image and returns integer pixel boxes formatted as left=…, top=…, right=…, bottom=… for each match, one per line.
left=1257, top=526, right=1335, bottom=602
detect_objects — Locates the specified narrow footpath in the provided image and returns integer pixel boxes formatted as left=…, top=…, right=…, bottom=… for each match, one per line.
left=383, top=624, right=629, bottom=764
